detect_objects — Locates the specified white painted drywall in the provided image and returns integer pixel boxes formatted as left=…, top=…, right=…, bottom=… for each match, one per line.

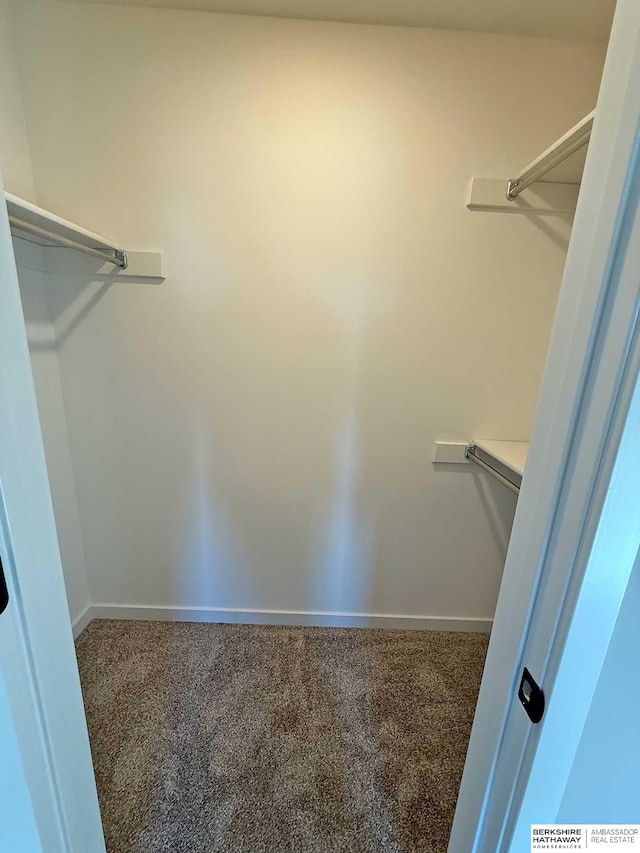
left=15, top=241, right=91, bottom=626
left=0, top=0, right=35, bottom=200
left=10, top=1, right=605, bottom=624
left=557, top=553, right=640, bottom=823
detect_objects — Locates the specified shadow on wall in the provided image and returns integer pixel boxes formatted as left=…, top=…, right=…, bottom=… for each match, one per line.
left=19, top=272, right=112, bottom=352
left=174, top=418, right=255, bottom=610
left=163, top=241, right=380, bottom=616
left=173, top=411, right=374, bottom=617
left=468, top=468, right=517, bottom=558
left=308, top=410, right=373, bottom=616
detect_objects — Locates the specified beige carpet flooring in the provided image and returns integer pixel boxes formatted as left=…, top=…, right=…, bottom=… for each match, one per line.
left=75, top=620, right=488, bottom=853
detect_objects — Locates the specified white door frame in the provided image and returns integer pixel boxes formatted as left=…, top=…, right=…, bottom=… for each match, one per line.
left=449, top=1, right=640, bottom=849
left=0, top=172, right=105, bottom=852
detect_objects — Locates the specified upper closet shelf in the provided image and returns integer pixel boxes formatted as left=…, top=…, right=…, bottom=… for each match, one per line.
left=6, top=192, right=127, bottom=267
left=467, top=109, right=595, bottom=214
left=432, top=440, right=528, bottom=495
left=465, top=440, right=529, bottom=495
left=5, top=192, right=165, bottom=281
left=506, top=110, right=594, bottom=199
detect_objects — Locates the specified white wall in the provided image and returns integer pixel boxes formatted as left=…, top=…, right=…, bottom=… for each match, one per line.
left=0, top=0, right=35, bottom=200
left=14, top=240, right=91, bottom=625
left=10, top=0, right=605, bottom=626
left=557, top=553, right=640, bottom=822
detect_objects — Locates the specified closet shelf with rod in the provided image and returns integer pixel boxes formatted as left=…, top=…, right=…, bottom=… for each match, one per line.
left=432, top=440, right=528, bottom=495
left=5, top=192, right=166, bottom=281
left=466, top=109, right=595, bottom=213
left=465, top=441, right=529, bottom=495
left=6, top=192, right=127, bottom=268
left=506, top=110, right=595, bottom=200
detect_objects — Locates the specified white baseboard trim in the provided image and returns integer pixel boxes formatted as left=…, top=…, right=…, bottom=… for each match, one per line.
left=71, top=604, right=93, bottom=639
left=87, top=604, right=492, bottom=633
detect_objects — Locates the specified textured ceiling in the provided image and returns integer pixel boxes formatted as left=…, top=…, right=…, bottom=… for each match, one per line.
left=63, top=0, right=616, bottom=42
